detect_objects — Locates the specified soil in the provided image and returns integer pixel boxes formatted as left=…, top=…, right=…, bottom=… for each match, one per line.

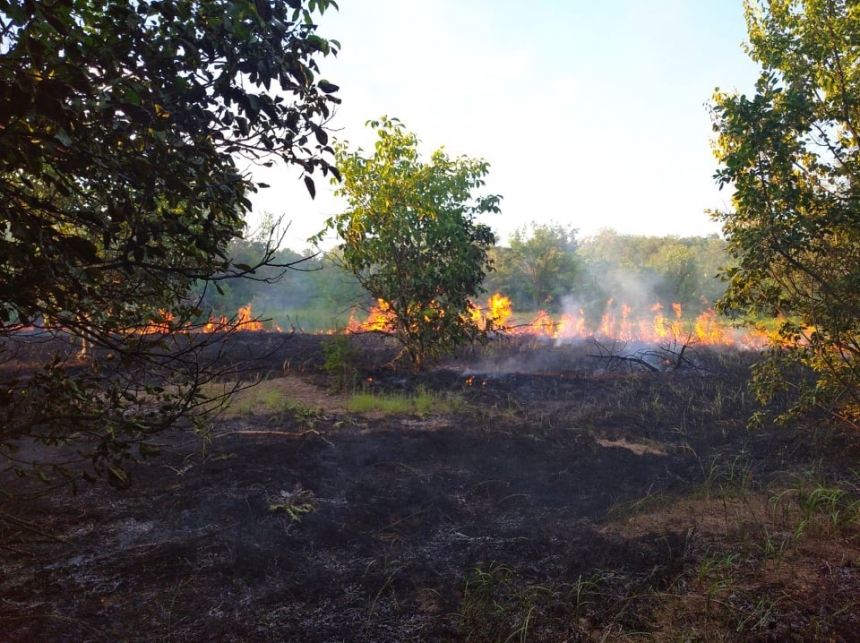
left=2, top=332, right=860, bottom=642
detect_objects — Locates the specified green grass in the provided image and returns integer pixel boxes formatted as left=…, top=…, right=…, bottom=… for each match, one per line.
left=212, top=379, right=323, bottom=421
left=347, top=387, right=464, bottom=416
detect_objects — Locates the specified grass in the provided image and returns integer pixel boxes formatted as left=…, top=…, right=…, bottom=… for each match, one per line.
left=214, top=376, right=464, bottom=421
left=347, top=387, right=464, bottom=417
left=782, top=468, right=860, bottom=539
left=210, top=377, right=330, bottom=421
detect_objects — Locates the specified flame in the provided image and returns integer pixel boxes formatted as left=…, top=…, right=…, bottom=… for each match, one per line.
left=342, top=292, right=770, bottom=348
left=491, top=294, right=768, bottom=348
left=237, top=304, right=265, bottom=331
left=487, top=293, right=513, bottom=328
left=138, top=310, right=174, bottom=335
left=346, top=299, right=396, bottom=334
left=137, top=303, right=277, bottom=334
left=463, top=293, right=513, bottom=330
left=202, top=314, right=229, bottom=333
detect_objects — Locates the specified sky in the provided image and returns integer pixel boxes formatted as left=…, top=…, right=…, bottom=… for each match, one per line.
left=248, top=0, right=762, bottom=250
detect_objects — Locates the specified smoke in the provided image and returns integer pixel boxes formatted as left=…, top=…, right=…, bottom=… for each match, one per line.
left=558, top=264, right=667, bottom=342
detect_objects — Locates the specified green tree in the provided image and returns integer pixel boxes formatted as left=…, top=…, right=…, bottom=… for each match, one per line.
left=314, top=117, right=501, bottom=369
left=507, top=222, right=579, bottom=311
left=0, top=0, right=340, bottom=487
left=711, top=0, right=860, bottom=423
left=647, top=242, right=700, bottom=308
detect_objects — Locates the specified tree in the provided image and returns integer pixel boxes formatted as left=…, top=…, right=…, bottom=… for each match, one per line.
left=314, top=117, right=501, bottom=369
left=0, top=0, right=340, bottom=488
left=647, top=242, right=700, bottom=308
left=507, top=222, right=579, bottom=311
left=710, top=0, right=860, bottom=423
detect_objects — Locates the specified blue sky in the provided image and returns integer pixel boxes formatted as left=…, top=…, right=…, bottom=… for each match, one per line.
left=249, top=0, right=762, bottom=250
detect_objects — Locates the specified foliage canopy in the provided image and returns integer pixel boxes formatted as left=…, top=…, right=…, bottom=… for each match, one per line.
left=316, top=117, right=501, bottom=368
left=496, top=222, right=582, bottom=310
left=0, top=0, right=339, bottom=487
left=711, top=0, right=860, bottom=422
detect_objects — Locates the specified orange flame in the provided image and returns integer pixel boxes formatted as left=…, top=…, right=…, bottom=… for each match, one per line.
left=138, top=303, right=276, bottom=334
left=492, top=294, right=767, bottom=348
left=138, top=310, right=174, bottom=335
left=237, top=305, right=265, bottom=331
left=343, top=292, right=770, bottom=348
left=202, top=314, right=229, bottom=333
left=346, top=299, right=396, bottom=334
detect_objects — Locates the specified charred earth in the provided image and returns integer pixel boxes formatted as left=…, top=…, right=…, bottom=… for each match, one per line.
left=2, top=332, right=860, bottom=641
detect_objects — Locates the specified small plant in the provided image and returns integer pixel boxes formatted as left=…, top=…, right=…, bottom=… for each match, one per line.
left=283, top=400, right=325, bottom=426
left=759, top=524, right=791, bottom=574
left=322, top=334, right=360, bottom=392
left=563, top=574, right=599, bottom=621
left=699, top=455, right=755, bottom=500
left=267, top=486, right=316, bottom=522
left=792, top=475, right=860, bottom=539
left=365, top=556, right=404, bottom=620
left=458, top=563, right=516, bottom=637
left=456, top=563, right=568, bottom=642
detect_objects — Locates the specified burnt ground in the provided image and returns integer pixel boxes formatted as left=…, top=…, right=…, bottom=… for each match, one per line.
left=3, top=332, right=860, bottom=641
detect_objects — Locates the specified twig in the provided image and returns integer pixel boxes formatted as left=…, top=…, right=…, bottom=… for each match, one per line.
left=215, top=428, right=334, bottom=446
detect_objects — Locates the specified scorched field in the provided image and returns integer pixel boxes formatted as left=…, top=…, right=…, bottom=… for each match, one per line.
left=2, top=331, right=860, bottom=642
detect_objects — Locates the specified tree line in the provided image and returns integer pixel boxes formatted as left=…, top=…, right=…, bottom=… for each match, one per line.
left=207, top=224, right=730, bottom=331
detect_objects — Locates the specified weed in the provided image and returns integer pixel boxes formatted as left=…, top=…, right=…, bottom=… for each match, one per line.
left=734, top=593, right=781, bottom=634
left=266, top=486, right=316, bottom=522
left=454, top=563, right=600, bottom=642
left=699, top=455, right=755, bottom=500
left=215, top=377, right=326, bottom=421
left=792, top=475, right=860, bottom=539
left=366, top=557, right=404, bottom=620
left=161, top=575, right=195, bottom=642
left=606, top=490, right=673, bottom=521
left=563, top=574, right=600, bottom=620
left=322, top=334, right=360, bottom=392
left=282, top=400, right=325, bottom=426
left=459, top=562, right=514, bottom=627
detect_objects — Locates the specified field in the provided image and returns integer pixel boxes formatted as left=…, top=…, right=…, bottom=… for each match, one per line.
left=2, top=332, right=860, bottom=641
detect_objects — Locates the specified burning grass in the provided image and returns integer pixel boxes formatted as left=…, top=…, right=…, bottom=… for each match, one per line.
left=344, top=292, right=775, bottom=351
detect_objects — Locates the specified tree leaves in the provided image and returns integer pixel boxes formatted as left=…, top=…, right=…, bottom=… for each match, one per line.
left=304, top=175, right=316, bottom=198
left=318, top=117, right=501, bottom=369
left=0, top=0, right=340, bottom=487
left=711, top=0, right=860, bottom=424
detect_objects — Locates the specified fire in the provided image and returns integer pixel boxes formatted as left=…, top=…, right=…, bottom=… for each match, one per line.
left=486, top=293, right=512, bottom=328
left=346, top=299, right=396, bottom=334
left=343, top=292, right=770, bottom=348
left=236, top=305, right=265, bottom=331
left=520, top=299, right=767, bottom=348
left=138, top=310, right=174, bottom=335
left=202, top=315, right=229, bottom=333
left=348, top=294, right=514, bottom=334
left=465, top=292, right=513, bottom=330
left=137, top=303, right=276, bottom=334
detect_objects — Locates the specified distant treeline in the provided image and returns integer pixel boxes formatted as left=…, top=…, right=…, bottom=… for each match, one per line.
left=485, top=226, right=729, bottom=318
left=196, top=224, right=729, bottom=332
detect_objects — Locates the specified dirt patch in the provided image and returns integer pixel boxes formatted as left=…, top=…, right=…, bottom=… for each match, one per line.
left=222, top=372, right=352, bottom=417
left=595, top=437, right=667, bottom=456
left=2, top=334, right=860, bottom=641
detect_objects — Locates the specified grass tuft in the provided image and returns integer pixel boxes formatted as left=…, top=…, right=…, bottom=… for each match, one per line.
left=347, top=387, right=464, bottom=417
